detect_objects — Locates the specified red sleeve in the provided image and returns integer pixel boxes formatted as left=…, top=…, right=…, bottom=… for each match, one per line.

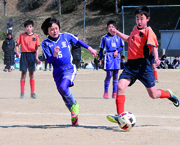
left=146, top=27, right=158, bottom=48
left=36, top=34, right=40, bottom=47
left=16, top=34, right=22, bottom=45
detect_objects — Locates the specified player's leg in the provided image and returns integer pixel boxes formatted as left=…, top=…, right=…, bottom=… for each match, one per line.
left=103, top=70, right=112, bottom=99
left=141, top=62, right=179, bottom=107
left=57, top=78, right=79, bottom=126
left=20, top=71, right=26, bottom=99
left=146, top=87, right=179, bottom=107
left=29, top=71, right=37, bottom=99
left=107, top=78, right=131, bottom=123
left=20, top=53, right=29, bottom=99
left=152, top=63, right=158, bottom=82
left=44, top=60, right=48, bottom=71
left=112, top=69, right=119, bottom=98
left=49, top=63, right=52, bottom=71
left=28, top=52, right=37, bottom=99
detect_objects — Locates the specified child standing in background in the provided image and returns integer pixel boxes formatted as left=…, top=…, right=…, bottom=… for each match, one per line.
left=99, top=20, right=124, bottom=99
left=15, top=20, right=40, bottom=99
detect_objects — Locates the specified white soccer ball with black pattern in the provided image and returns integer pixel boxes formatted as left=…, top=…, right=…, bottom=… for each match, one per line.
left=118, top=112, right=136, bottom=130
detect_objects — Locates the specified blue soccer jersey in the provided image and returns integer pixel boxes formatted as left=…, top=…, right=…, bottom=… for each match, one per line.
left=42, top=33, right=79, bottom=67
left=100, top=33, right=124, bottom=54
left=99, top=33, right=124, bottom=70
left=42, top=32, right=89, bottom=86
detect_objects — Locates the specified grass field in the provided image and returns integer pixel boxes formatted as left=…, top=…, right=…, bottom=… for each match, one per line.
left=0, top=64, right=180, bottom=145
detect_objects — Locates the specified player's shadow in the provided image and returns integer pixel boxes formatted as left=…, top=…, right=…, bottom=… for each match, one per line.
left=0, top=124, right=160, bottom=132
left=0, top=124, right=125, bottom=132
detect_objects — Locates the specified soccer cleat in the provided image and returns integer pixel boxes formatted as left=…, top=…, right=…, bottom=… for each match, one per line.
left=166, top=89, right=179, bottom=107
left=44, top=69, right=47, bottom=71
left=3, top=69, right=7, bottom=72
left=71, top=103, right=79, bottom=126
left=112, top=93, right=116, bottom=99
left=103, top=93, right=109, bottom=99
left=20, top=93, right=25, bottom=99
left=107, top=115, right=119, bottom=124
left=71, top=116, right=78, bottom=126
left=31, top=93, right=37, bottom=99
left=8, top=69, right=11, bottom=72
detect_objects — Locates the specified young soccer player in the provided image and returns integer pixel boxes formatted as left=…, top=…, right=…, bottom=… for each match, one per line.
left=15, top=20, right=40, bottom=99
left=41, top=17, right=97, bottom=126
left=99, top=20, right=124, bottom=99
left=107, top=5, right=179, bottom=123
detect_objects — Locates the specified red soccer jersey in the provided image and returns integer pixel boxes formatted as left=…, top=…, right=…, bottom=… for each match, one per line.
left=16, top=33, right=40, bottom=52
left=127, top=26, right=158, bottom=59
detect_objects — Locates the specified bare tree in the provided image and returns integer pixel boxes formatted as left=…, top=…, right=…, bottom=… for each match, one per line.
left=58, top=0, right=61, bottom=15
left=3, top=0, right=7, bottom=16
left=115, top=0, right=118, bottom=14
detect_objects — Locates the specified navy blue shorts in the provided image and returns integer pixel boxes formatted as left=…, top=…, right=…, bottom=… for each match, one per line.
left=119, top=58, right=155, bottom=88
left=20, top=52, right=36, bottom=72
left=53, top=63, right=77, bottom=87
left=103, top=52, right=120, bottom=70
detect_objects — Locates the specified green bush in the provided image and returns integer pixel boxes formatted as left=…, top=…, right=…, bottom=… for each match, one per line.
left=0, top=31, right=7, bottom=40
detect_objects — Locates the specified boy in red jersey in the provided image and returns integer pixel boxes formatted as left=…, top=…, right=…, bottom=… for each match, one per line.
left=107, top=5, right=179, bottom=124
left=15, top=20, right=40, bottom=99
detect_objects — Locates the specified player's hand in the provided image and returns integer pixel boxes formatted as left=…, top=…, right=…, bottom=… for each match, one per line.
left=53, top=46, right=60, bottom=57
left=111, top=27, right=117, bottom=35
left=88, top=47, right=97, bottom=58
left=155, top=58, right=160, bottom=67
left=36, top=58, right=41, bottom=64
left=113, top=50, right=118, bottom=57
left=99, top=60, right=102, bottom=67
left=16, top=52, right=20, bottom=58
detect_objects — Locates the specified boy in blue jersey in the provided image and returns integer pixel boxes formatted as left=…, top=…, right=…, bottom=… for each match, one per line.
left=99, top=20, right=124, bottom=99
left=41, top=17, right=97, bottom=126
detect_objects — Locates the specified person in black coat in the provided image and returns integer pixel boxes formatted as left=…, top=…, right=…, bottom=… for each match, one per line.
left=2, top=33, right=15, bottom=72
left=71, top=34, right=81, bottom=70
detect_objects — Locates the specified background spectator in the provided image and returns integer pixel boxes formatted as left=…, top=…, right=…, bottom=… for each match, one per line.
left=158, top=55, right=173, bottom=69
left=172, top=56, right=180, bottom=69
left=120, top=55, right=126, bottom=69
left=7, top=18, right=13, bottom=34
left=42, top=53, right=52, bottom=71
left=71, top=34, right=81, bottom=71
left=94, top=53, right=99, bottom=70
left=2, top=33, right=15, bottom=72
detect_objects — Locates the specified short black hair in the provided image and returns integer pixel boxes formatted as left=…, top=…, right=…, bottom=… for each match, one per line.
left=41, top=17, right=60, bottom=35
left=135, top=5, right=150, bottom=18
left=121, top=55, right=125, bottom=59
left=107, top=20, right=116, bottom=27
left=24, top=20, right=34, bottom=27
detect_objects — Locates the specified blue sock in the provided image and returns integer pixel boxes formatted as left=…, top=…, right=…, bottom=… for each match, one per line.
left=104, top=70, right=112, bottom=93
left=113, top=70, right=119, bottom=93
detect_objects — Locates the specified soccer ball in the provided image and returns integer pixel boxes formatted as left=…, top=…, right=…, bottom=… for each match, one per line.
left=118, top=112, right=136, bottom=130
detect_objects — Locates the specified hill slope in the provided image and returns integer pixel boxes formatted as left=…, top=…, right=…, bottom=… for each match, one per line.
left=0, top=0, right=122, bottom=49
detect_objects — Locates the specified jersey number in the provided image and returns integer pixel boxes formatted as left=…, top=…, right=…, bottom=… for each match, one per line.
left=57, top=51, right=63, bottom=58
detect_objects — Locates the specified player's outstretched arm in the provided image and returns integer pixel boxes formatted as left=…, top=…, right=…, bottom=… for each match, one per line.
left=87, top=46, right=97, bottom=58
left=115, top=30, right=129, bottom=42
left=152, top=46, right=160, bottom=67
left=15, top=44, right=20, bottom=58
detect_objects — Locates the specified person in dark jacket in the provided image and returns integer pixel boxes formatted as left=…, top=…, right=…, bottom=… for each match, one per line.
left=2, top=33, right=15, bottom=72
left=71, top=34, right=81, bottom=71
